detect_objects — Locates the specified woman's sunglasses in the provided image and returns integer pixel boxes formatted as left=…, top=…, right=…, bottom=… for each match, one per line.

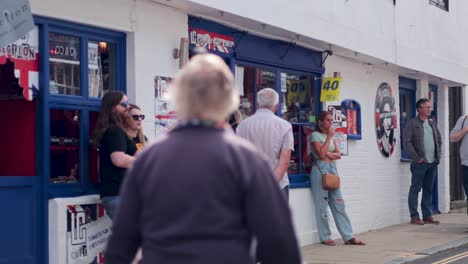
left=131, top=114, right=145, bottom=121
left=120, top=101, right=129, bottom=108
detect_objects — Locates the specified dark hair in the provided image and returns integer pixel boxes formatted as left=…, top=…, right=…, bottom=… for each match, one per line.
left=128, top=103, right=146, bottom=147
left=416, top=98, right=430, bottom=109
left=316, top=111, right=332, bottom=133
left=92, top=91, right=127, bottom=147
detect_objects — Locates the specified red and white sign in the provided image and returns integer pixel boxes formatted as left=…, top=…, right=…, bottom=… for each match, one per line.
left=0, top=26, right=39, bottom=101
left=189, top=28, right=234, bottom=54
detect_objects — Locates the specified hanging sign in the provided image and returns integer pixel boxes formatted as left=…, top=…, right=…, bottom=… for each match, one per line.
left=189, top=28, right=234, bottom=54
left=375, top=82, right=397, bottom=157
left=0, top=26, right=39, bottom=101
left=320, top=77, right=342, bottom=102
left=0, top=0, right=35, bottom=48
left=327, top=105, right=348, bottom=156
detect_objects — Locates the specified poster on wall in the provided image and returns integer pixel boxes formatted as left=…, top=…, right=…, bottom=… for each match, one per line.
left=0, top=26, right=39, bottom=101
left=375, top=82, right=397, bottom=157
left=320, top=77, right=342, bottom=102
left=155, top=76, right=176, bottom=137
left=327, top=105, right=348, bottom=156
left=66, top=203, right=112, bottom=264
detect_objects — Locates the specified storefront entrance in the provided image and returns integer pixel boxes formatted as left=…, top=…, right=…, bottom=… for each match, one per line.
left=0, top=16, right=126, bottom=264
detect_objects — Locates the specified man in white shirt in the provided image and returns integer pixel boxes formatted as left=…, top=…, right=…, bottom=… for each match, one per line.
left=237, top=88, right=294, bottom=200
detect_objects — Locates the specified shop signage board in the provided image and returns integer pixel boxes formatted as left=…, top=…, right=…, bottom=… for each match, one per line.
left=189, top=28, right=234, bottom=54
left=375, top=82, right=397, bottom=157
left=155, top=76, right=176, bottom=136
left=66, top=204, right=111, bottom=264
left=327, top=105, right=348, bottom=156
left=0, top=25, right=39, bottom=101
left=0, top=0, right=35, bottom=48
left=320, top=77, right=341, bottom=102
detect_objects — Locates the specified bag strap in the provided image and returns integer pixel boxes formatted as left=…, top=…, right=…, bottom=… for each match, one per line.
left=314, top=160, right=339, bottom=176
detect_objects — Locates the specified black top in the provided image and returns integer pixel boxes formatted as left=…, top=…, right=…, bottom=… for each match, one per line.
left=99, top=126, right=137, bottom=197
left=105, top=126, right=301, bottom=264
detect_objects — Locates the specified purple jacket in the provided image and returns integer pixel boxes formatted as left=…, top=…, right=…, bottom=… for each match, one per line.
left=105, top=126, right=301, bottom=264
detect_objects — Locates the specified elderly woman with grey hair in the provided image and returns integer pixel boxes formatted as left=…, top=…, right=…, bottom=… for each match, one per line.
left=105, top=54, right=301, bottom=264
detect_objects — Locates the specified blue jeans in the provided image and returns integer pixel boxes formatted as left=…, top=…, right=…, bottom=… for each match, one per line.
left=101, top=196, right=119, bottom=219
left=463, top=166, right=468, bottom=202
left=408, top=162, right=437, bottom=220
left=310, top=161, right=353, bottom=242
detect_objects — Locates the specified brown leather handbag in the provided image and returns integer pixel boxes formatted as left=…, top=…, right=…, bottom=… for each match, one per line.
left=316, top=162, right=340, bottom=190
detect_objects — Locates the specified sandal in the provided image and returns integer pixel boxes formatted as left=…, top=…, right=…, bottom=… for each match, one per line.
left=321, top=240, right=336, bottom=246
left=345, top=238, right=366, bottom=245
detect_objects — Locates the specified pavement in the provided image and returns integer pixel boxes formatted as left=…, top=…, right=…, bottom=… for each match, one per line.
left=301, top=210, right=468, bottom=264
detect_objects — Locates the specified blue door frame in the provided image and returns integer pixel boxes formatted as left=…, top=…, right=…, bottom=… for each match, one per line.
left=429, top=84, right=440, bottom=214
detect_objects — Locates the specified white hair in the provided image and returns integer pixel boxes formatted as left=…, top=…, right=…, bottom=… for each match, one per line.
left=257, top=88, right=279, bottom=108
left=170, top=54, right=239, bottom=122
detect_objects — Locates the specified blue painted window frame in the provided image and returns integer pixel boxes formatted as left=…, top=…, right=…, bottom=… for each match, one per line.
left=399, top=77, right=416, bottom=162
left=34, top=16, right=126, bottom=198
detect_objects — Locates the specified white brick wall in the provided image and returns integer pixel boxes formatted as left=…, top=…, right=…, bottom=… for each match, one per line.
left=290, top=55, right=450, bottom=245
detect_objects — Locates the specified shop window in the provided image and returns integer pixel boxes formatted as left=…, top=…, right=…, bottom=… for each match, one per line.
left=49, top=109, right=81, bottom=183
left=49, top=33, right=81, bottom=96
left=238, top=66, right=256, bottom=118
left=237, top=66, right=277, bottom=119
left=280, top=73, right=316, bottom=179
left=88, top=41, right=116, bottom=97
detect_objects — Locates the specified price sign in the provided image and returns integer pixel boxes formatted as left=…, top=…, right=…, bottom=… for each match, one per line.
left=320, top=77, right=342, bottom=102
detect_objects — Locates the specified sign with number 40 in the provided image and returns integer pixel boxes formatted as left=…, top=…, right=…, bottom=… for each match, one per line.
left=320, top=77, right=342, bottom=102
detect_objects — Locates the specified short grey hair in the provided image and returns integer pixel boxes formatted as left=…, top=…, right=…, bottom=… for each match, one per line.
left=257, top=88, right=279, bottom=108
left=170, top=54, right=239, bottom=122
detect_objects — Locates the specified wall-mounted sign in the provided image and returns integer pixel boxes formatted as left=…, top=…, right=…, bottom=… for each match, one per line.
left=0, top=26, right=39, bottom=101
left=327, top=105, right=348, bottom=156
left=0, top=0, right=35, bottom=48
left=155, top=76, right=176, bottom=137
left=375, top=82, right=397, bottom=157
left=341, top=99, right=362, bottom=140
left=320, top=77, right=341, bottom=102
left=189, top=28, right=234, bottom=54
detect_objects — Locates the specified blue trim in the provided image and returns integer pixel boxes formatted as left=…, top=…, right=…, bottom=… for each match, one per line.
left=399, top=77, right=416, bottom=161
left=399, top=76, right=417, bottom=91
left=341, top=99, right=362, bottom=140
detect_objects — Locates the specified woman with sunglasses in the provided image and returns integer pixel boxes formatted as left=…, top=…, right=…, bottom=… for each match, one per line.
left=92, top=91, right=138, bottom=219
left=127, top=104, right=147, bottom=151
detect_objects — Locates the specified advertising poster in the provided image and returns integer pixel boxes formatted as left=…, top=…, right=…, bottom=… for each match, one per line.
left=320, top=77, right=341, bottom=102
left=0, top=26, right=39, bottom=100
left=327, top=105, right=348, bottom=156
left=375, top=82, right=397, bottom=157
left=155, top=76, right=176, bottom=136
left=66, top=203, right=111, bottom=264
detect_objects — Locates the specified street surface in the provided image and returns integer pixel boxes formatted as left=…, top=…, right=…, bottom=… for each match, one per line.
left=407, top=242, right=468, bottom=264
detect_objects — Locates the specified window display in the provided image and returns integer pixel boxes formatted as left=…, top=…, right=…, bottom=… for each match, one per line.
left=88, top=41, right=116, bottom=97
left=50, top=109, right=80, bottom=183
left=49, top=33, right=80, bottom=95
left=281, top=73, right=315, bottom=123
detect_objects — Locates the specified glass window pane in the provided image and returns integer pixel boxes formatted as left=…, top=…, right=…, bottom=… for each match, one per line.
left=281, top=73, right=315, bottom=123
left=258, top=68, right=276, bottom=90
left=49, top=33, right=80, bottom=95
left=288, top=124, right=300, bottom=175
left=89, top=111, right=99, bottom=183
left=238, top=66, right=256, bottom=119
left=88, top=41, right=116, bottom=97
left=50, top=109, right=80, bottom=183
